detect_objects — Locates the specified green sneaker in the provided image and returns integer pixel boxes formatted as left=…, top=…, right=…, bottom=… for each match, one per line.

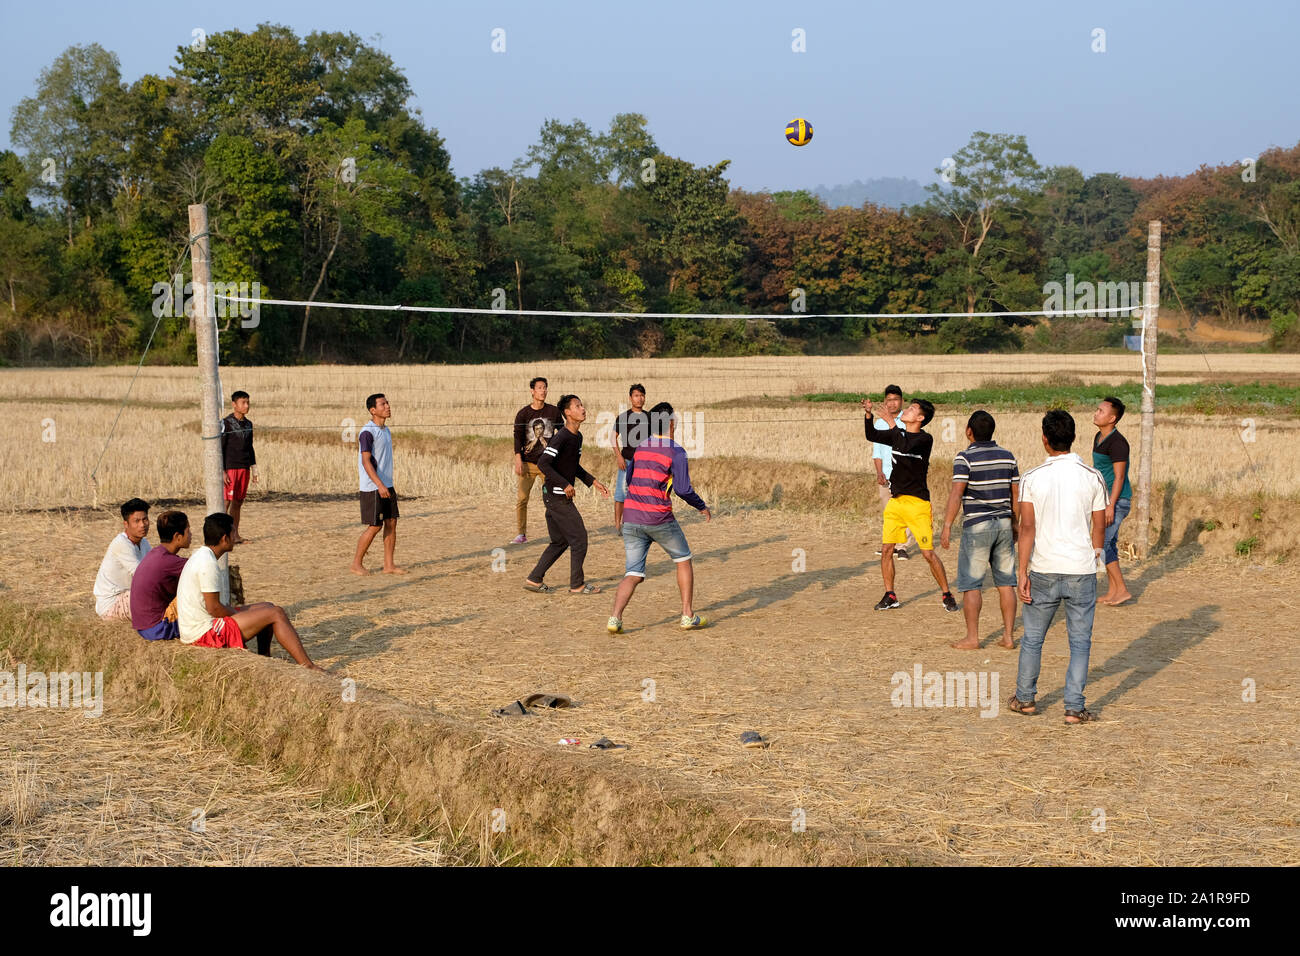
left=606, top=616, right=623, bottom=634
left=680, top=614, right=708, bottom=630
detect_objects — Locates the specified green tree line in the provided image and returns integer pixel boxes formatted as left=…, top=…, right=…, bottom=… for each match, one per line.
left=2, top=25, right=1299, bottom=364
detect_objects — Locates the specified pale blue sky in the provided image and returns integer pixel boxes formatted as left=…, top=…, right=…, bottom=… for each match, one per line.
left=3, top=0, right=1297, bottom=191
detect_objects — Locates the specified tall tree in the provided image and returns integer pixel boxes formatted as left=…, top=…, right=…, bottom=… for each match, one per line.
left=925, top=131, right=1045, bottom=316
left=10, top=43, right=124, bottom=243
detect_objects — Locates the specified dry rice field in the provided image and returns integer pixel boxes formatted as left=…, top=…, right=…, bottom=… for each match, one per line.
left=2, top=355, right=1297, bottom=865
left=3, top=354, right=1299, bottom=511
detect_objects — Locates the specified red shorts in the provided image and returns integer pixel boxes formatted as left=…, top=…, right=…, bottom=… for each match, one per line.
left=194, top=616, right=245, bottom=649
left=224, top=468, right=250, bottom=501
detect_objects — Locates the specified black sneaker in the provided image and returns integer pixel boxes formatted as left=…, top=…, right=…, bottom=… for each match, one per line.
left=874, top=591, right=901, bottom=610
left=896, top=548, right=911, bottom=561
left=942, top=592, right=959, bottom=612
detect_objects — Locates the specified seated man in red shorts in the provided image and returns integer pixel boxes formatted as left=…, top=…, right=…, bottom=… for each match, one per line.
left=176, top=513, right=323, bottom=670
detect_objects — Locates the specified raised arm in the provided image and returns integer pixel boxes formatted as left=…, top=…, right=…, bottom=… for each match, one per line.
left=862, top=412, right=903, bottom=448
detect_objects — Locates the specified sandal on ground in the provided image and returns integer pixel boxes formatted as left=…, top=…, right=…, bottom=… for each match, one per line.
left=522, top=582, right=553, bottom=594
left=1007, top=695, right=1037, bottom=716
left=522, top=693, right=574, bottom=710
left=569, top=583, right=601, bottom=594
left=1064, top=708, right=1097, bottom=724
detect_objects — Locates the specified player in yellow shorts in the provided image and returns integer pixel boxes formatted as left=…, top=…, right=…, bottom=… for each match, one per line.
left=862, top=397, right=958, bottom=612
left=884, top=494, right=934, bottom=550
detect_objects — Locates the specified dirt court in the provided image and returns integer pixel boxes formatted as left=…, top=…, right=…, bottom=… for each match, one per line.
left=5, top=493, right=1296, bottom=865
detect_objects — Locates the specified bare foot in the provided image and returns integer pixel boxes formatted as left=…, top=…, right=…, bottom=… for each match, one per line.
left=382, top=566, right=408, bottom=575
left=950, top=637, right=981, bottom=650
left=350, top=565, right=371, bottom=576
left=304, top=662, right=328, bottom=672
left=232, top=536, right=245, bottom=545
left=1102, top=592, right=1132, bottom=606
left=997, top=637, right=1016, bottom=649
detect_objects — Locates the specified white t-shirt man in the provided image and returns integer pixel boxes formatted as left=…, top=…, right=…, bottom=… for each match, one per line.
left=1020, top=452, right=1109, bottom=575
left=177, top=546, right=227, bottom=644
left=94, top=533, right=151, bottom=617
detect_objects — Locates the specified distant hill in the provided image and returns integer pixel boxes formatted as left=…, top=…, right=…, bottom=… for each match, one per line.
left=813, top=177, right=929, bottom=210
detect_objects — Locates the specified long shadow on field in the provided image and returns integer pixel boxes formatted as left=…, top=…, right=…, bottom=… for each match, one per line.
left=1127, top=482, right=1204, bottom=600
left=590, top=533, right=791, bottom=583
left=281, top=564, right=469, bottom=617
left=1035, top=604, right=1220, bottom=715
left=307, top=612, right=479, bottom=667
left=644, top=560, right=873, bottom=627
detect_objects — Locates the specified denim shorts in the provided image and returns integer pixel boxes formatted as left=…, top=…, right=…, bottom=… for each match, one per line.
left=956, top=517, right=1017, bottom=592
left=614, top=464, right=630, bottom=503
left=1103, top=497, right=1131, bottom=565
left=622, top=518, right=692, bottom=577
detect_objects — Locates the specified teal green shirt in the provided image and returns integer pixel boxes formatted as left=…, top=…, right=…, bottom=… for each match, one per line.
left=1092, top=429, right=1132, bottom=500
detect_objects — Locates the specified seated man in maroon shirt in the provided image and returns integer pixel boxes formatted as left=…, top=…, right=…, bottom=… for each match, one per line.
left=130, top=510, right=191, bottom=641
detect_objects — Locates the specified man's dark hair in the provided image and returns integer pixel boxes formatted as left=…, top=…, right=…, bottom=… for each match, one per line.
left=529, top=376, right=548, bottom=389
left=1102, top=396, right=1126, bottom=422
left=648, top=401, right=674, bottom=434
left=231, top=390, right=249, bottom=403
left=366, top=393, right=385, bottom=411
left=884, top=384, right=903, bottom=398
left=913, top=399, right=935, bottom=427
left=156, top=510, right=189, bottom=543
left=203, top=512, right=235, bottom=547
left=1043, top=409, right=1076, bottom=451
left=629, top=383, right=646, bottom=397
left=967, top=410, right=996, bottom=442
left=120, top=497, right=149, bottom=520
left=556, top=393, right=579, bottom=415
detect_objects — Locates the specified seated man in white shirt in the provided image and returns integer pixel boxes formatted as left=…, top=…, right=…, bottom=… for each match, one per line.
left=176, top=512, right=323, bottom=671
left=93, top=498, right=152, bottom=620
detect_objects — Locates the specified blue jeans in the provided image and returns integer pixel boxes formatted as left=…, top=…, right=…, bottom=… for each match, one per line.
left=622, top=519, right=692, bottom=577
left=956, top=517, right=1017, bottom=592
left=1016, top=571, right=1096, bottom=712
left=614, top=464, right=630, bottom=503
left=1103, top=497, right=1130, bottom=565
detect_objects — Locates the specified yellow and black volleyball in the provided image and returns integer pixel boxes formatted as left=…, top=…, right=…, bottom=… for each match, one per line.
left=785, top=118, right=813, bottom=146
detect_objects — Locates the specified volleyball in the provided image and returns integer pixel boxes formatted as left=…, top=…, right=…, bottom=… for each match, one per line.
left=785, top=118, right=813, bottom=146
